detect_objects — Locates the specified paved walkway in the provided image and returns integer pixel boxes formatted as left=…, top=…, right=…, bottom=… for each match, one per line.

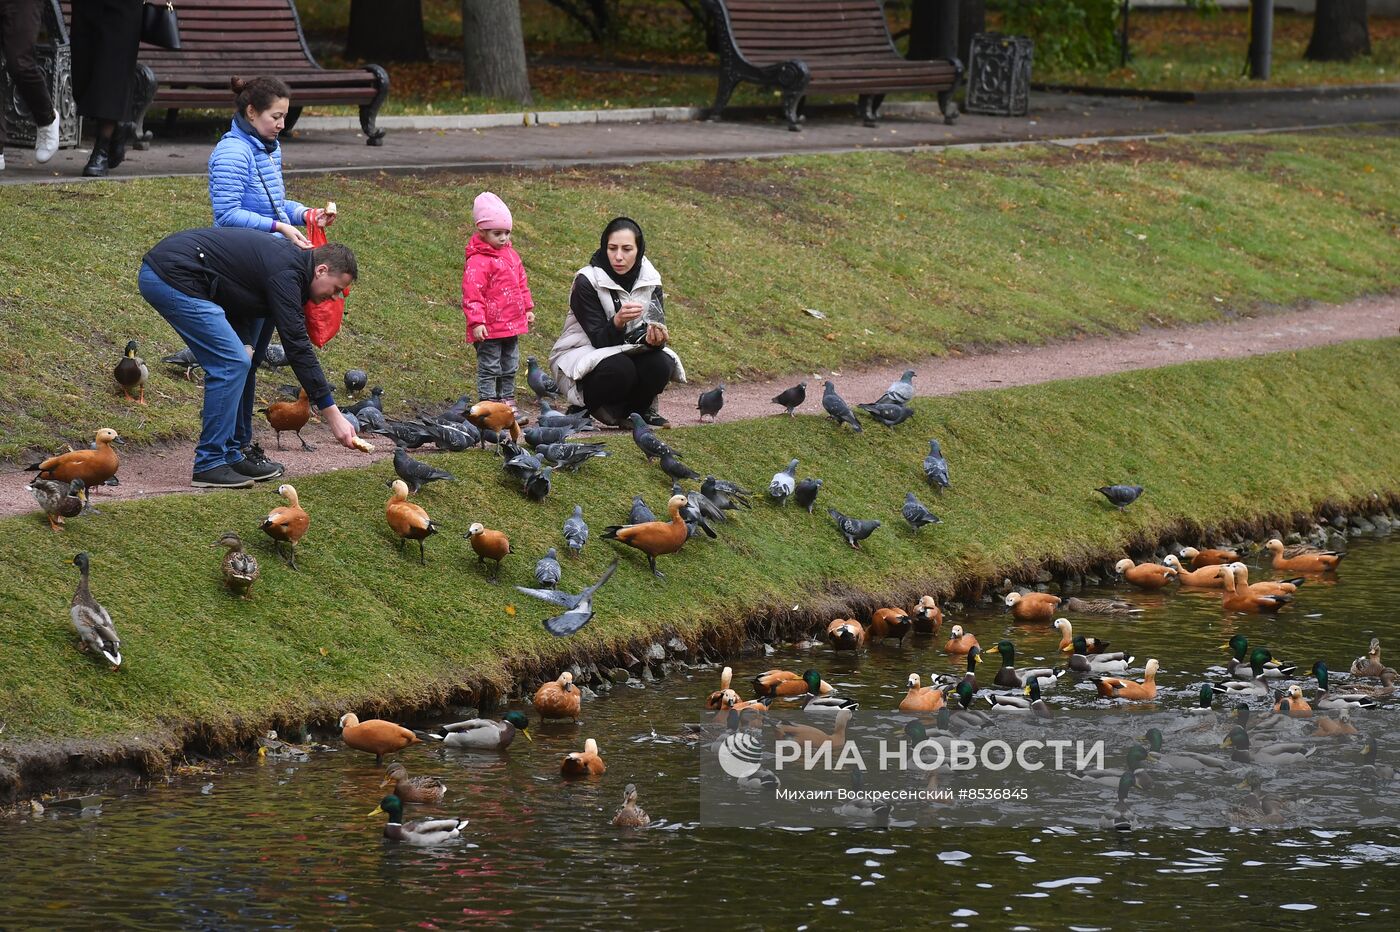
left=3, top=89, right=1398, bottom=184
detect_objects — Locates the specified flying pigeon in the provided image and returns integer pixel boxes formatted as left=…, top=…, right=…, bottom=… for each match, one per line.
left=856, top=402, right=915, bottom=428
left=875, top=370, right=915, bottom=406
left=1096, top=485, right=1144, bottom=510
left=697, top=383, right=725, bottom=423
left=771, top=381, right=806, bottom=417
left=345, top=386, right=385, bottom=416
left=516, top=561, right=619, bottom=637
left=629, top=496, right=656, bottom=525
left=344, top=369, right=368, bottom=394
left=701, top=476, right=752, bottom=512
left=793, top=477, right=823, bottom=514
left=768, top=458, right=799, bottom=505
left=629, top=412, right=672, bottom=462
left=538, top=441, right=609, bottom=471
left=902, top=492, right=941, bottom=531
left=562, top=504, right=589, bottom=557
left=672, top=481, right=718, bottom=539
left=527, top=356, right=561, bottom=400
left=821, top=381, right=862, bottom=432
left=534, top=547, right=562, bottom=588
left=392, top=445, right=454, bottom=494
left=923, top=439, right=950, bottom=492
left=658, top=451, right=700, bottom=482
left=829, top=507, right=881, bottom=549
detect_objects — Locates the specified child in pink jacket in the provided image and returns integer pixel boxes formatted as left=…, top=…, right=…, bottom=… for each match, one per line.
left=463, top=191, right=534, bottom=409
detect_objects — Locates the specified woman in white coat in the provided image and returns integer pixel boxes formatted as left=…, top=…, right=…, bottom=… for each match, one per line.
left=549, top=217, right=685, bottom=427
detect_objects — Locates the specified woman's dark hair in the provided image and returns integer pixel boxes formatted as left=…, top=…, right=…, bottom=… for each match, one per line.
left=230, top=75, right=292, bottom=115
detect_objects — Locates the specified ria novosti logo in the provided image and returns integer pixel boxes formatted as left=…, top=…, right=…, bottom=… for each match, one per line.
left=716, top=730, right=765, bottom=779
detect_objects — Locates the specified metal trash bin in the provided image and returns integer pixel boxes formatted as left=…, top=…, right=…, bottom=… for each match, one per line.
left=964, top=33, right=1033, bottom=117
left=0, top=0, right=81, bottom=150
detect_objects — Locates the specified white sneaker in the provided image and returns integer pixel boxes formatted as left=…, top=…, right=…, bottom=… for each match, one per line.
left=35, top=119, right=60, bottom=163
left=0, top=151, right=6, bottom=171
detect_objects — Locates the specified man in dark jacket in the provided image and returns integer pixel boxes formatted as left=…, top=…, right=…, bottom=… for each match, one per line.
left=138, top=227, right=359, bottom=488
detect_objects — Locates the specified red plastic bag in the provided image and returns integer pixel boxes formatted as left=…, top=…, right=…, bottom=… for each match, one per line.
left=303, top=209, right=347, bottom=348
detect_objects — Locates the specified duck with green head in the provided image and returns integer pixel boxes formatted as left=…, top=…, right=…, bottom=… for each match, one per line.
left=1310, top=661, right=1380, bottom=710
left=1068, top=744, right=1153, bottom=789
left=426, top=711, right=532, bottom=750
left=369, top=794, right=469, bottom=845
left=987, top=640, right=1063, bottom=690
left=1140, top=727, right=1235, bottom=771
left=949, top=680, right=993, bottom=726
left=1212, top=649, right=1276, bottom=696
left=1222, top=635, right=1294, bottom=679
left=802, top=668, right=858, bottom=713
left=1221, top=726, right=1316, bottom=765
left=987, top=677, right=1052, bottom=716
left=1067, top=636, right=1133, bottom=675
left=1361, top=737, right=1395, bottom=781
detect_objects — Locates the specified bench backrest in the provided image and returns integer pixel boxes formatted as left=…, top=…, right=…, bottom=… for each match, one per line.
left=717, top=0, right=900, bottom=65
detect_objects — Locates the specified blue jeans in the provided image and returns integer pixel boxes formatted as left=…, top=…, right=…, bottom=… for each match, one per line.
left=474, top=336, right=519, bottom=401
left=138, top=263, right=258, bottom=473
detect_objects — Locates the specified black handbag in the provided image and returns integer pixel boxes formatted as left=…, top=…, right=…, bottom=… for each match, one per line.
left=141, top=1, right=181, bottom=50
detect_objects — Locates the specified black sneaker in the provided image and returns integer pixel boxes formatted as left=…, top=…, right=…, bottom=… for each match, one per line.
left=642, top=411, right=670, bottom=428
left=192, top=465, right=255, bottom=489
left=233, top=443, right=284, bottom=481
left=590, top=405, right=628, bottom=429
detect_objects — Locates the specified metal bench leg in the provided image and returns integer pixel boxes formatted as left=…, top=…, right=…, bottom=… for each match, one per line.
left=781, top=91, right=803, bottom=132
left=858, top=93, right=886, bottom=127
left=708, top=73, right=738, bottom=121
left=938, top=89, right=959, bottom=125
left=281, top=106, right=304, bottom=138
left=127, top=64, right=156, bottom=149
left=358, top=64, right=389, bottom=146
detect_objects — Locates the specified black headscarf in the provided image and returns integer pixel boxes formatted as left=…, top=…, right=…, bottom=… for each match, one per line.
left=590, top=217, right=646, bottom=292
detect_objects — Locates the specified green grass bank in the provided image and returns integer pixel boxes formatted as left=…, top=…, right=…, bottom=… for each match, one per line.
left=2, top=339, right=1397, bottom=789
left=2, top=131, right=1398, bottom=459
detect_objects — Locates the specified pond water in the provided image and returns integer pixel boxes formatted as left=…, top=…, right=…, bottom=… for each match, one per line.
left=3, top=537, right=1398, bottom=928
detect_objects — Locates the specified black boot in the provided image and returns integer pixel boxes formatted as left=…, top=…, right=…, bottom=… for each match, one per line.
left=82, top=146, right=110, bottom=177
left=107, top=126, right=129, bottom=170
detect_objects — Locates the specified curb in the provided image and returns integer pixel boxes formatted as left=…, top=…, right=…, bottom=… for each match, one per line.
left=1033, top=81, right=1400, bottom=104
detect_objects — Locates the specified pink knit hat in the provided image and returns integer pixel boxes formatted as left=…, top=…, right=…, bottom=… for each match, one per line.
left=473, top=191, right=513, bottom=231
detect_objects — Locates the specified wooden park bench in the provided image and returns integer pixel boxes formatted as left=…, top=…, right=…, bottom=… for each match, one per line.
left=703, top=0, right=961, bottom=131
left=60, top=0, right=390, bottom=146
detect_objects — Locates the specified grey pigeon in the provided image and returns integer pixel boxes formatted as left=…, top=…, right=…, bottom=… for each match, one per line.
left=793, top=477, right=823, bottom=513
left=876, top=370, right=916, bottom=406
left=701, top=476, right=751, bottom=511
left=672, top=481, right=718, bottom=539
left=502, top=444, right=544, bottom=483
left=261, top=342, right=290, bottom=369
left=344, top=369, right=368, bottom=394
left=685, top=486, right=726, bottom=526
left=629, top=412, right=672, bottom=462
left=768, top=458, right=799, bottom=505
left=697, top=383, right=725, bottom=422
left=902, top=491, right=941, bottom=531
left=522, top=465, right=553, bottom=502
left=373, top=419, right=433, bottom=450
left=856, top=402, right=915, bottom=428
left=771, top=381, right=806, bottom=417
left=524, top=425, right=577, bottom=448
left=440, top=393, right=474, bottom=422
left=392, top=445, right=454, bottom=493
left=658, top=451, right=700, bottom=482
left=629, top=496, right=656, bottom=525
left=516, top=560, right=619, bottom=637
left=563, top=504, right=589, bottom=557
left=418, top=416, right=477, bottom=452
left=923, top=439, right=950, bottom=492
left=342, top=411, right=361, bottom=433
left=356, top=405, right=387, bottom=432
left=538, top=441, right=609, bottom=471
left=534, top=547, right=562, bottom=588
left=161, top=346, right=202, bottom=380
left=527, top=356, right=561, bottom=400
left=345, top=386, right=385, bottom=416
left=821, top=381, right=862, bottom=432
left=829, top=507, right=881, bottom=549
left=538, top=401, right=595, bottom=432
left=1096, top=485, right=1144, bottom=510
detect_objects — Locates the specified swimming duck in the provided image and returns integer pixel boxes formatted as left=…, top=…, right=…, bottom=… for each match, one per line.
left=1096, top=658, right=1159, bottom=701
left=1221, top=726, right=1315, bottom=765
left=774, top=708, right=851, bottom=750
left=1308, top=710, right=1358, bottom=737
left=213, top=531, right=259, bottom=600
left=899, top=674, right=947, bottom=713
left=561, top=738, right=606, bottom=777
left=261, top=483, right=310, bottom=570
left=1361, top=737, right=1395, bottom=781
left=1052, top=618, right=1109, bottom=654
left=1350, top=638, right=1389, bottom=678
left=339, top=712, right=420, bottom=763
left=534, top=672, right=582, bottom=721
left=381, top=763, right=447, bottom=803
left=987, top=640, right=1062, bottom=690
left=386, top=480, right=439, bottom=565
left=950, top=646, right=985, bottom=692
left=1140, top=728, right=1235, bottom=771
left=1222, top=636, right=1295, bottom=679
left=466, top=522, right=511, bottom=582
left=113, top=340, right=148, bottom=404
left=1229, top=773, right=1288, bottom=825
left=1309, top=661, right=1379, bottom=710
left=1273, top=684, right=1312, bottom=717
left=948, top=681, right=994, bottom=726
left=1067, top=745, right=1153, bottom=789
left=1264, top=538, right=1344, bottom=573
left=943, top=625, right=979, bottom=655
left=602, top=494, right=690, bottom=579
left=370, top=795, right=468, bottom=845
left=986, top=678, right=1052, bottom=716
left=612, top=783, right=651, bottom=827
left=28, top=478, right=86, bottom=532
left=1226, top=562, right=1303, bottom=596
left=911, top=595, right=943, bottom=634
left=1339, top=670, right=1397, bottom=698
left=1063, top=596, right=1143, bottom=616
left=428, top=711, right=531, bottom=750
left=826, top=618, right=866, bottom=651
left=1067, top=637, right=1134, bottom=675
left=1186, top=683, right=1218, bottom=716
left=1114, top=558, right=1177, bottom=590
left=1220, top=565, right=1292, bottom=614
left=753, top=669, right=833, bottom=699
left=1003, top=591, right=1060, bottom=622
left=27, top=428, right=122, bottom=502
left=1212, top=667, right=1272, bottom=697
left=868, top=607, right=913, bottom=644
left=1161, top=554, right=1226, bottom=588
left=1179, top=546, right=1239, bottom=568
left=798, top=669, right=857, bottom=713
left=260, top=388, right=314, bottom=451
left=707, top=667, right=735, bottom=709
left=68, top=552, right=122, bottom=668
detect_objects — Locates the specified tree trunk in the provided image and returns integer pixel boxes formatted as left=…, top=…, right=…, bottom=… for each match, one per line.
left=957, top=0, right=985, bottom=67
left=907, top=0, right=938, bottom=60
left=347, top=0, right=429, bottom=62
left=1305, top=0, right=1371, bottom=62
left=462, top=0, right=533, bottom=105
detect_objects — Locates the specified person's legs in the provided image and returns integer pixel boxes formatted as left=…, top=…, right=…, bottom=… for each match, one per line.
left=0, top=0, right=57, bottom=131
left=232, top=317, right=271, bottom=455
left=578, top=354, right=639, bottom=415
left=475, top=339, right=503, bottom=402
left=624, top=350, right=674, bottom=417
left=138, top=264, right=251, bottom=474
left=495, top=336, right=520, bottom=404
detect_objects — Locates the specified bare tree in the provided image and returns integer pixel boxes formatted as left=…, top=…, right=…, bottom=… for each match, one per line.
left=462, top=0, right=533, bottom=104
left=1305, top=0, right=1371, bottom=62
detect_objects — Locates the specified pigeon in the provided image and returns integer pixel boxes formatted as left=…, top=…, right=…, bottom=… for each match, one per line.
left=526, top=356, right=562, bottom=401
left=821, top=381, right=862, bottom=432
left=534, top=547, right=562, bottom=588
left=161, top=346, right=202, bottom=381
left=562, top=504, right=589, bottom=557
left=923, top=439, right=950, bottom=491
left=1096, top=485, right=1144, bottom=510
left=345, top=386, right=385, bottom=416
left=793, top=477, right=823, bottom=513
left=418, top=416, right=478, bottom=452
left=629, top=412, right=672, bottom=462
left=344, top=369, right=368, bottom=394
left=356, top=405, right=388, bottom=432
left=516, top=561, right=619, bottom=637
left=701, top=476, right=752, bottom=512
left=538, top=401, right=595, bottom=432
left=522, top=465, right=553, bottom=502
left=658, top=451, right=700, bottom=482
left=697, top=383, right=725, bottom=422
left=856, top=402, right=915, bottom=428
left=373, top=419, right=434, bottom=450
left=829, top=507, right=881, bottom=549
left=876, top=370, right=916, bottom=406
left=768, top=458, right=799, bottom=505
left=629, top=496, right=656, bottom=525
left=524, top=426, right=578, bottom=448
left=771, top=381, right=806, bottom=417
left=538, top=442, right=609, bottom=471
left=672, top=481, right=718, bottom=539
left=502, top=444, right=544, bottom=483
left=261, top=342, right=290, bottom=369
left=902, top=492, right=941, bottom=531
left=440, top=393, right=474, bottom=422
left=342, top=411, right=361, bottom=434
left=683, top=483, right=726, bottom=526
left=392, top=445, right=454, bottom=493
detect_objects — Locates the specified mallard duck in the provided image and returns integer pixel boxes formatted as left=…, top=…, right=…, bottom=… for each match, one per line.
left=1309, top=661, right=1379, bottom=710
left=987, top=678, right=1052, bottom=716
left=213, top=531, right=259, bottom=600
left=28, top=478, right=86, bottom=532
left=256, top=730, right=313, bottom=762
left=1063, top=596, right=1142, bottom=616
left=26, top=427, right=122, bottom=502
left=1067, top=637, right=1134, bottom=675
left=753, top=669, right=833, bottom=698
left=1186, top=683, right=1217, bottom=714
left=1096, top=658, right=1159, bottom=700
left=68, top=552, right=122, bottom=668
left=1220, top=565, right=1292, bottom=614
left=113, top=340, right=148, bottom=404
left=369, top=795, right=468, bottom=845
left=799, top=668, right=857, bottom=713
left=947, top=646, right=985, bottom=692
left=428, top=711, right=531, bottom=750
left=1052, top=618, right=1109, bottom=654
left=261, top=483, right=309, bottom=570
left=381, top=763, right=447, bottom=803
left=1221, top=636, right=1295, bottom=679
left=1161, top=554, right=1227, bottom=588
left=1114, top=558, right=1177, bottom=590
left=387, top=480, right=439, bottom=566
left=1361, top=737, right=1395, bottom=781
left=1350, top=638, right=1388, bottom=678
left=1179, top=546, right=1239, bottom=568
left=948, top=681, right=994, bottom=726
left=1264, top=538, right=1344, bottom=573
left=943, top=625, right=979, bottom=655
left=868, top=607, right=913, bottom=644
left=1212, top=669, right=1272, bottom=697
left=899, top=674, right=946, bottom=713
left=707, top=667, right=735, bottom=709
left=1003, top=591, right=1060, bottom=622
left=611, top=783, right=651, bottom=827
left=534, top=671, right=582, bottom=721
left=1221, top=726, right=1316, bottom=765
left=1140, top=728, right=1235, bottom=770
left=774, top=708, right=851, bottom=750
left=987, top=640, right=1062, bottom=689
left=561, top=738, right=606, bottom=777
left=1067, top=745, right=1153, bottom=789
left=911, top=595, right=943, bottom=634
left=826, top=618, right=866, bottom=651
left=339, top=712, right=420, bottom=763
left=1229, top=772, right=1288, bottom=825
left=1340, top=670, right=1397, bottom=698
